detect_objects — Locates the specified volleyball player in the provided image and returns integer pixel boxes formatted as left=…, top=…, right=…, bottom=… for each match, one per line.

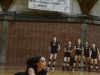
left=83, top=41, right=90, bottom=71
left=62, top=41, right=73, bottom=70
left=25, top=55, right=49, bottom=75
left=73, top=39, right=83, bottom=72
left=90, top=44, right=100, bottom=72
left=47, top=37, right=60, bottom=72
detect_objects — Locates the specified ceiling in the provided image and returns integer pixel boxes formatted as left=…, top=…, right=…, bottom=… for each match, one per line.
left=0, top=0, right=100, bottom=17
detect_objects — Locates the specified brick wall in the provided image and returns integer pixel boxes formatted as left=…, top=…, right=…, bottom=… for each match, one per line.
left=0, top=21, right=100, bottom=69
left=87, top=24, right=100, bottom=47
left=6, top=21, right=82, bottom=67
left=0, top=0, right=99, bottom=70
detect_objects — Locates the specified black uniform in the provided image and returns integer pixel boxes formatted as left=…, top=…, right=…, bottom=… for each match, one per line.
left=50, top=42, right=59, bottom=54
left=83, top=46, right=90, bottom=57
left=64, top=46, right=72, bottom=57
left=91, top=47, right=98, bottom=59
left=75, top=44, right=83, bottom=55
left=25, top=65, right=47, bottom=75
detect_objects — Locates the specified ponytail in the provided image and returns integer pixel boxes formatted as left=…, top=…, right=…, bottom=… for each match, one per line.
left=26, top=56, right=35, bottom=68
left=26, top=55, right=42, bottom=68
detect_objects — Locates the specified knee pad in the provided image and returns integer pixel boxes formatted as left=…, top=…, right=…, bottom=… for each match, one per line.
left=88, top=62, right=90, bottom=65
left=91, top=64, right=93, bottom=66
left=79, top=61, right=81, bottom=63
left=95, top=64, right=98, bottom=66
left=84, top=62, right=85, bottom=64
left=74, top=61, right=76, bottom=63
left=53, top=59, right=56, bottom=61
left=64, top=58, right=66, bottom=62
left=63, top=61, right=66, bottom=63
left=49, top=59, right=51, bottom=61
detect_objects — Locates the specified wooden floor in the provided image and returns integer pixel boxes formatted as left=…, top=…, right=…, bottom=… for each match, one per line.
left=0, top=65, right=99, bottom=75
left=49, top=70, right=99, bottom=75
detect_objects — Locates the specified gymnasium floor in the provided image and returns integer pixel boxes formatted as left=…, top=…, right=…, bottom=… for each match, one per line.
left=0, top=65, right=99, bottom=75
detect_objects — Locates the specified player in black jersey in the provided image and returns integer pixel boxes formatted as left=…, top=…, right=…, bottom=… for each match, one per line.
left=62, top=41, right=73, bottom=70
left=90, top=44, right=100, bottom=72
left=83, top=41, right=90, bottom=71
left=47, top=37, right=60, bottom=72
left=73, top=39, right=83, bottom=72
left=25, top=55, right=48, bottom=75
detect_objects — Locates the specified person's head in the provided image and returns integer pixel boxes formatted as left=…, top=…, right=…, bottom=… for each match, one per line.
left=68, top=41, right=71, bottom=46
left=53, top=37, right=56, bottom=42
left=78, top=39, right=81, bottom=44
left=92, top=43, right=95, bottom=48
left=85, top=41, right=88, bottom=46
left=36, top=56, right=46, bottom=69
left=26, top=55, right=46, bottom=69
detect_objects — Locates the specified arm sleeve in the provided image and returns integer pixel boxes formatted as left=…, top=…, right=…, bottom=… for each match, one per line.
left=43, top=69, right=48, bottom=75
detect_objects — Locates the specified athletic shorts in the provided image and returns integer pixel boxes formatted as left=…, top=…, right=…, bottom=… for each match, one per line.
left=64, top=52, right=70, bottom=57
left=51, top=50, right=58, bottom=54
left=84, top=54, right=89, bottom=57
left=91, top=55, right=97, bottom=59
left=75, top=50, right=81, bottom=56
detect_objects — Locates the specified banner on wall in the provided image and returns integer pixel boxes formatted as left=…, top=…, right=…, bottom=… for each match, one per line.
left=28, top=0, right=70, bottom=12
